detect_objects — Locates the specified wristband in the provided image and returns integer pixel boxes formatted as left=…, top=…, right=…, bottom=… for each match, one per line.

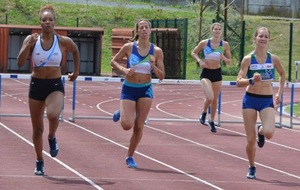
left=249, top=78, right=254, bottom=86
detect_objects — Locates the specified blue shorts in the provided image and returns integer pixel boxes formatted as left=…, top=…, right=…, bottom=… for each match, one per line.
left=29, top=77, right=64, bottom=101
left=200, top=68, right=222, bottom=82
left=242, top=92, right=274, bottom=112
left=120, top=81, right=153, bottom=101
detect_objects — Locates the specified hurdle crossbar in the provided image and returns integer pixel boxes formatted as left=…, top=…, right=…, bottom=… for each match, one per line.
left=1, top=74, right=300, bottom=128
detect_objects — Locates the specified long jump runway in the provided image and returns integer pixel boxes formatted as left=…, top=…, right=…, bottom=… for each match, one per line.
left=0, top=76, right=300, bottom=190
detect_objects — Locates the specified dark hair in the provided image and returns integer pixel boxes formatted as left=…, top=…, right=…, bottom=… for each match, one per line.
left=129, top=19, right=152, bottom=42
left=39, top=5, right=56, bottom=21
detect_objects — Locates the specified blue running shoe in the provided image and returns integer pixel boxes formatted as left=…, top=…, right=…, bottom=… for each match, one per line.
left=48, top=137, right=59, bottom=157
left=126, top=157, right=138, bottom=168
left=113, top=110, right=120, bottom=122
left=34, top=160, right=44, bottom=175
left=247, top=166, right=256, bottom=179
left=257, top=125, right=265, bottom=148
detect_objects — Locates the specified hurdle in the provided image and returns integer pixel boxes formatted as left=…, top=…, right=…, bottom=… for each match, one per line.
left=216, top=82, right=300, bottom=129
left=0, top=74, right=31, bottom=117
left=0, top=74, right=66, bottom=119
left=285, top=84, right=300, bottom=128
left=66, top=77, right=295, bottom=128
left=1, top=74, right=299, bottom=128
left=68, top=76, right=125, bottom=122
left=67, top=76, right=207, bottom=122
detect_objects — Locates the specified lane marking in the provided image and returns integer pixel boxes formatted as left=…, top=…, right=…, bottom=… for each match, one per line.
left=0, top=122, right=104, bottom=190
left=146, top=125, right=300, bottom=180
left=63, top=120, right=224, bottom=190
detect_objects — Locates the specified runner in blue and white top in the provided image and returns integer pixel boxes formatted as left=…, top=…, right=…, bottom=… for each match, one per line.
left=247, top=51, right=275, bottom=81
left=111, top=19, right=165, bottom=168
left=32, top=34, right=62, bottom=68
left=236, top=27, right=285, bottom=180
left=191, top=22, right=232, bottom=133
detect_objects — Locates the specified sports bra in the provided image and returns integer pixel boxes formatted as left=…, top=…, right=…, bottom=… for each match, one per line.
left=127, top=42, right=154, bottom=74
left=32, top=35, right=62, bottom=68
left=247, top=52, right=275, bottom=81
left=203, top=39, right=224, bottom=61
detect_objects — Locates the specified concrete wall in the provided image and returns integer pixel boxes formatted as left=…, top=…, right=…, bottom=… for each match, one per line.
left=148, top=0, right=300, bottom=18
left=244, top=0, right=300, bottom=18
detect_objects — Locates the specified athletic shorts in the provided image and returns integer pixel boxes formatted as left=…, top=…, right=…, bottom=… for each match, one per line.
left=200, top=68, right=222, bottom=82
left=242, top=92, right=274, bottom=112
left=120, top=81, right=153, bottom=102
left=29, top=77, right=65, bottom=101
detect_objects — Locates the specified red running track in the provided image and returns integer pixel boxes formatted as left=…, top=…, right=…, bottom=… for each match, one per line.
left=0, top=77, right=300, bottom=190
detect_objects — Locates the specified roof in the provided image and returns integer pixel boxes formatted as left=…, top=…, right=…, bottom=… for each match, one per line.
left=0, top=24, right=104, bottom=37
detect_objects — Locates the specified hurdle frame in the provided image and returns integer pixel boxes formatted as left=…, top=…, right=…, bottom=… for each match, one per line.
left=1, top=74, right=300, bottom=129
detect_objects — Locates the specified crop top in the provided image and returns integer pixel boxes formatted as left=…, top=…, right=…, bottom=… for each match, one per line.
left=203, top=39, right=224, bottom=61
left=247, top=52, right=275, bottom=81
left=127, top=42, right=154, bottom=74
left=32, top=35, right=62, bottom=68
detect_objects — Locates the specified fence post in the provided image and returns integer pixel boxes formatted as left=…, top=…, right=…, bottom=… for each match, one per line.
left=295, top=61, right=299, bottom=82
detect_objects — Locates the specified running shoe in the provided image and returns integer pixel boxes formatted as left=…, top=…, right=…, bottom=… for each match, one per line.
left=34, top=160, right=44, bottom=175
left=199, top=112, right=207, bottom=125
left=48, top=137, right=59, bottom=157
left=126, top=157, right=138, bottom=168
left=113, top=110, right=120, bottom=122
left=246, top=166, right=256, bottom=179
left=257, top=125, right=265, bottom=148
left=208, top=121, right=217, bottom=133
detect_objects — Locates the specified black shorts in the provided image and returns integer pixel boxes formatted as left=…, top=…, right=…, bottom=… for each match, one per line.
left=200, top=68, right=222, bottom=82
left=29, top=77, right=65, bottom=101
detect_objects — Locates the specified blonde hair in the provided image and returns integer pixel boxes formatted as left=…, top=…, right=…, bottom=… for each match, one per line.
left=210, top=22, right=222, bottom=32
left=39, top=5, right=56, bottom=21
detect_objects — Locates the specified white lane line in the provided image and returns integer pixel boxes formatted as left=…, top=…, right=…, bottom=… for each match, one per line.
left=153, top=98, right=300, bottom=179
left=0, top=122, right=104, bottom=190
left=5, top=79, right=299, bottom=186
left=146, top=125, right=300, bottom=180
left=156, top=96, right=300, bottom=152
left=91, top=92, right=300, bottom=182
left=63, top=120, right=224, bottom=190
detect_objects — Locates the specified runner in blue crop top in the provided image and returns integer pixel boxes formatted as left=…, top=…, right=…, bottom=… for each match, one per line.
left=236, top=27, right=285, bottom=180
left=203, top=39, right=224, bottom=61
left=127, top=41, right=154, bottom=74
left=111, top=19, right=165, bottom=168
left=191, top=22, right=232, bottom=133
left=247, top=52, right=275, bottom=81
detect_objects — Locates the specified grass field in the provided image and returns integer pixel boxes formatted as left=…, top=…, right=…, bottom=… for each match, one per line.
left=1, top=0, right=300, bottom=81
left=285, top=104, right=300, bottom=117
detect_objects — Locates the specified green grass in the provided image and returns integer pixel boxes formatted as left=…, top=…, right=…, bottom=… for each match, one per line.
left=285, top=104, right=300, bottom=117
left=1, top=0, right=300, bottom=81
